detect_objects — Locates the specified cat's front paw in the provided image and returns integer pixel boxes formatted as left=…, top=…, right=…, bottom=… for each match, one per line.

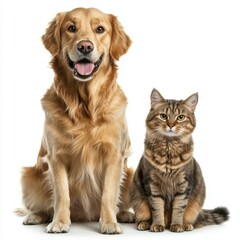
left=150, top=224, right=165, bottom=232
left=137, top=221, right=150, bottom=231
left=170, top=224, right=184, bottom=232
left=184, top=223, right=194, bottom=231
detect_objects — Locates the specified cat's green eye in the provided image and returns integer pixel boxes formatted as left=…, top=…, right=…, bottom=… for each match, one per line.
left=159, top=113, right=168, bottom=121
left=177, top=115, right=185, bottom=121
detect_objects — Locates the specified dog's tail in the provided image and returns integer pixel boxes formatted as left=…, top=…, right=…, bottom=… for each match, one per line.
left=194, top=207, right=229, bottom=228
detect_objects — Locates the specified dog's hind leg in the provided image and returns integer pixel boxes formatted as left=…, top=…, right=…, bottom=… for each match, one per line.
left=20, top=165, right=53, bottom=225
left=23, top=212, right=50, bottom=225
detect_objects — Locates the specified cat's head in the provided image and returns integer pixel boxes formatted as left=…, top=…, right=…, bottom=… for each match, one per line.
left=146, top=88, right=198, bottom=138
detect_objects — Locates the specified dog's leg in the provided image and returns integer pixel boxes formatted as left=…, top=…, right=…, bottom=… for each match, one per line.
left=21, top=166, right=52, bottom=224
left=46, top=158, right=71, bottom=233
left=99, top=153, right=123, bottom=234
left=23, top=212, right=50, bottom=225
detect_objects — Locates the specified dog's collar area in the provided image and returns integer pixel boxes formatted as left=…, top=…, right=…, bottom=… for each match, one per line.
left=67, top=54, right=104, bottom=80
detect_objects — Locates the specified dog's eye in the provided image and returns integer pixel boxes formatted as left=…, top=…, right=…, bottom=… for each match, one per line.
left=96, top=26, right=105, bottom=34
left=68, top=25, right=76, bottom=32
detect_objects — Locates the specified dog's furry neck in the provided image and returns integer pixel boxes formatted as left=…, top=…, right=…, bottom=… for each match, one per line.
left=50, top=56, right=120, bottom=123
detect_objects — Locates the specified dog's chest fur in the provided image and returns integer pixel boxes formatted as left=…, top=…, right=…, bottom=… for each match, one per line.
left=41, top=85, right=128, bottom=221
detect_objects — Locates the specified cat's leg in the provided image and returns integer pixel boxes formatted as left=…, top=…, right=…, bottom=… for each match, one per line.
left=136, top=200, right=151, bottom=231
left=130, top=190, right=151, bottom=230
left=130, top=168, right=151, bottom=230
left=149, top=196, right=165, bottom=232
left=170, top=194, right=188, bottom=232
left=183, top=199, right=202, bottom=231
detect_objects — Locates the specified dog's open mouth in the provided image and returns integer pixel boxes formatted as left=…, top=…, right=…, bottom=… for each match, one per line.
left=67, top=55, right=103, bottom=80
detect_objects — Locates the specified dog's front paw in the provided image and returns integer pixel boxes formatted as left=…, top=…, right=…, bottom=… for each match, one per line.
left=99, top=222, right=122, bottom=234
left=46, top=220, right=70, bottom=233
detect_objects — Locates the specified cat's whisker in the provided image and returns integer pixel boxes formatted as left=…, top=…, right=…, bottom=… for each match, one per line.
left=130, top=88, right=229, bottom=232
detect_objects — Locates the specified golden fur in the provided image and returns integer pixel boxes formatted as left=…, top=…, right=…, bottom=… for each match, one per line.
left=19, top=7, right=134, bottom=234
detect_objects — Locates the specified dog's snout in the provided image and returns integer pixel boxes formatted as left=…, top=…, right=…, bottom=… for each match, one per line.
left=77, top=40, right=94, bottom=54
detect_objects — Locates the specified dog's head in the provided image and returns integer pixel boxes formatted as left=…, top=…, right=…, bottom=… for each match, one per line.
left=42, top=7, right=131, bottom=82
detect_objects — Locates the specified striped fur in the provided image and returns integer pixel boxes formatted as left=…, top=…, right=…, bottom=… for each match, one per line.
left=130, top=88, right=229, bottom=232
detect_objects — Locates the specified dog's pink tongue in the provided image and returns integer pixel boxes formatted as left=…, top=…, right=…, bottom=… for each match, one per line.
left=74, top=63, right=94, bottom=76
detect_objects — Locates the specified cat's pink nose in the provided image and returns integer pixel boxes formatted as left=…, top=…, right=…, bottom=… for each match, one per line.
left=168, top=121, right=175, bottom=129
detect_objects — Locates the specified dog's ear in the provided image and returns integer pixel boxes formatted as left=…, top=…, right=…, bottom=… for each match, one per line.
left=42, top=12, right=66, bottom=56
left=110, top=15, right=132, bottom=61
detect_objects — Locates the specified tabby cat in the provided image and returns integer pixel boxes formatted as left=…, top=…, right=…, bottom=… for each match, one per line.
left=130, top=88, right=229, bottom=232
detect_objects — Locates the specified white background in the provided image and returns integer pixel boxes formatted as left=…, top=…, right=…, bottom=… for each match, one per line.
left=0, top=0, right=239, bottom=239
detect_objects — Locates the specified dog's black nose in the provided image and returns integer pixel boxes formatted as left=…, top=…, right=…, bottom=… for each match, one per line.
left=77, top=40, right=94, bottom=54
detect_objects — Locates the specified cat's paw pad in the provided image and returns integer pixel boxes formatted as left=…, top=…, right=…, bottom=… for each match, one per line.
left=46, top=221, right=70, bottom=233
left=100, top=222, right=122, bottom=234
left=170, top=224, right=184, bottom=232
left=184, top=223, right=194, bottom=231
left=137, top=221, right=150, bottom=231
left=150, top=224, right=165, bottom=232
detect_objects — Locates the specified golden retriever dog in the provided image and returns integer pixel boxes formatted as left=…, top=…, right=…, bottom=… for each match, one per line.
left=19, top=7, right=134, bottom=234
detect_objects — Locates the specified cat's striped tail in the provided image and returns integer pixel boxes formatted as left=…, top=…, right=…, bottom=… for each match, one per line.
left=194, top=207, right=229, bottom=228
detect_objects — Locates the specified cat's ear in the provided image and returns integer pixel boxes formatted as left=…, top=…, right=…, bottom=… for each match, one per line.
left=150, top=88, right=165, bottom=109
left=183, top=93, right=198, bottom=111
